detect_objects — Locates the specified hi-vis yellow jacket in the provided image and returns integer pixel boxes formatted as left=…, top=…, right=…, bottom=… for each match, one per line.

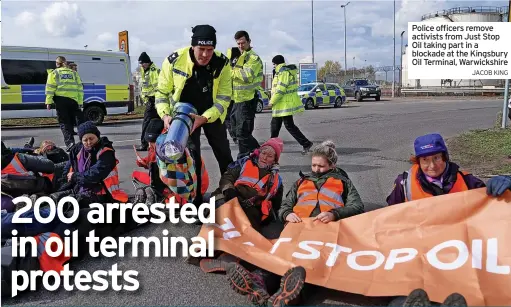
left=45, top=67, right=84, bottom=106
left=155, top=47, right=232, bottom=124
left=230, top=48, right=263, bottom=104
left=270, top=63, right=304, bottom=117
left=140, top=63, right=160, bottom=101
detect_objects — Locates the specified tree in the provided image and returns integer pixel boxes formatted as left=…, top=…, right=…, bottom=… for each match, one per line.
left=318, top=60, right=342, bottom=81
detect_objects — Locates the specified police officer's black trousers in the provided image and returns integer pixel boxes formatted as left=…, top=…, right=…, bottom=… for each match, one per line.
left=188, top=119, right=234, bottom=206
left=270, top=115, right=312, bottom=148
left=140, top=96, right=159, bottom=148
left=232, top=99, right=260, bottom=159
left=54, top=96, right=84, bottom=147
left=225, top=100, right=237, bottom=141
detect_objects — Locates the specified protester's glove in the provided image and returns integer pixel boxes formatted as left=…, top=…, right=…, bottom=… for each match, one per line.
left=486, top=176, right=511, bottom=197
left=223, top=188, right=238, bottom=202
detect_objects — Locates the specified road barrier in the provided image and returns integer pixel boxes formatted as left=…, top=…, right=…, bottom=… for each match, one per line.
left=401, top=87, right=507, bottom=97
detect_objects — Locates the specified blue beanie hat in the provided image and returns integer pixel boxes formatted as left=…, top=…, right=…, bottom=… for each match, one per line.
left=414, top=133, right=448, bottom=158
left=78, top=121, right=100, bottom=140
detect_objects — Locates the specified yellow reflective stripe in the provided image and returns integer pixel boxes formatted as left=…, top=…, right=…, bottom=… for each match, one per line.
left=273, top=105, right=303, bottom=115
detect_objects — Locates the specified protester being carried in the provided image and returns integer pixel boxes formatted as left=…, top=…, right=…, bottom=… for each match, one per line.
left=386, top=133, right=485, bottom=206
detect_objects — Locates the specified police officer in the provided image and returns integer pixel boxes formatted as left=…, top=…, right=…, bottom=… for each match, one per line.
left=231, top=30, right=263, bottom=158
left=155, top=24, right=234, bottom=206
left=269, top=55, right=313, bottom=154
left=136, top=52, right=161, bottom=151
left=45, top=56, right=85, bottom=151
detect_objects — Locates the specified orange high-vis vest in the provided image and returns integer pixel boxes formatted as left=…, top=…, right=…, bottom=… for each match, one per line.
left=69, top=147, right=129, bottom=203
left=41, top=172, right=54, bottom=183
left=1, top=154, right=32, bottom=176
left=34, top=232, right=71, bottom=272
left=234, top=159, right=281, bottom=221
left=403, top=164, right=469, bottom=202
left=294, top=177, right=344, bottom=218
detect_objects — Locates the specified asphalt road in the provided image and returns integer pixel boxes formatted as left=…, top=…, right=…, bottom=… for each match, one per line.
left=2, top=98, right=503, bottom=306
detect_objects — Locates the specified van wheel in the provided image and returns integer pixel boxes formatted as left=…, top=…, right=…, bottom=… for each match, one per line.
left=84, top=105, right=105, bottom=125
left=256, top=100, right=263, bottom=113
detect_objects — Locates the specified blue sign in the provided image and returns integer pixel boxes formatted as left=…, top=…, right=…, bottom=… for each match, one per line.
left=299, top=63, right=317, bottom=85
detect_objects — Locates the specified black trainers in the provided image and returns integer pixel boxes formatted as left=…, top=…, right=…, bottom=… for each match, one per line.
left=441, top=293, right=467, bottom=307
left=65, top=143, right=75, bottom=152
left=226, top=263, right=270, bottom=306
left=25, top=137, right=35, bottom=148
left=402, top=288, right=431, bottom=307
left=301, top=143, right=313, bottom=155
left=267, top=266, right=306, bottom=306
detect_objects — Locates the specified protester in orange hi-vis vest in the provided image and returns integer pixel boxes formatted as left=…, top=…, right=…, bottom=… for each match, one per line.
left=386, top=133, right=485, bottom=206
left=55, top=121, right=129, bottom=205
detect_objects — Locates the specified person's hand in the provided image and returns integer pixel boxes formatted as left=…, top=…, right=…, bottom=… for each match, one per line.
left=190, top=114, right=208, bottom=133
left=223, top=188, right=238, bottom=202
left=487, top=176, right=511, bottom=197
left=285, top=213, right=302, bottom=223
left=67, top=172, right=74, bottom=182
left=163, top=115, right=172, bottom=130
left=313, top=212, right=335, bottom=223
left=47, top=104, right=51, bottom=110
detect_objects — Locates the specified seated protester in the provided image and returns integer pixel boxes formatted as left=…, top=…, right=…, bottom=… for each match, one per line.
left=222, top=141, right=364, bottom=307
left=1, top=141, right=55, bottom=197
left=56, top=121, right=129, bottom=206
left=386, top=133, right=485, bottom=206
left=278, top=140, right=364, bottom=223
left=211, top=137, right=284, bottom=232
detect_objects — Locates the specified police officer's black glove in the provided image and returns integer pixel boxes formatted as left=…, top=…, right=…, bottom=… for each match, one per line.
left=223, top=188, right=238, bottom=202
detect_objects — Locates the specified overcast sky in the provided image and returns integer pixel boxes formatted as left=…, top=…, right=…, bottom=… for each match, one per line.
left=2, top=0, right=509, bottom=76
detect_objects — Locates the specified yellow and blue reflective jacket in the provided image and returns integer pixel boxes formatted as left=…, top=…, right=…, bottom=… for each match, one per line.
left=231, top=49, right=263, bottom=103
left=270, top=63, right=304, bottom=117
left=45, top=67, right=84, bottom=105
left=141, top=63, right=160, bottom=100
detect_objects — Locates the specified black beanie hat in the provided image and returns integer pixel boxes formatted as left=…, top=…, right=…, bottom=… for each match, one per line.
left=138, top=52, right=151, bottom=64
left=191, top=25, right=217, bottom=47
left=145, top=118, right=164, bottom=143
left=272, top=55, right=285, bottom=65
left=78, top=121, right=100, bottom=140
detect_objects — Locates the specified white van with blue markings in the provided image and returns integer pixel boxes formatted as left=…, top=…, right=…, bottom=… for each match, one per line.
left=1, top=45, right=134, bottom=125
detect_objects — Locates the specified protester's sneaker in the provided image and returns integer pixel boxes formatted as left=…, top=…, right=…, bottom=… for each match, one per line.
left=441, top=293, right=467, bottom=307
left=226, top=263, right=270, bottom=306
left=267, top=266, right=306, bottom=307
left=301, top=143, right=313, bottom=155
left=25, top=137, right=35, bottom=148
left=200, top=252, right=240, bottom=274
left=402, top=289, right=431, bottom=307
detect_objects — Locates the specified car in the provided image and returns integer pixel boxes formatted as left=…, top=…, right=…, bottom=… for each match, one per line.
left=297, top=82, right=346, bottom=110
left=1, top=45, right=133, bottom=125
left=342, top=78, right=381, bottom=102
left=255, top=89, right=270, bottom=113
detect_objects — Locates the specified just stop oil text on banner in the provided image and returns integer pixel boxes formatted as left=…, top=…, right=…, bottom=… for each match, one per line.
left=407, top=22, right=511, bottom=79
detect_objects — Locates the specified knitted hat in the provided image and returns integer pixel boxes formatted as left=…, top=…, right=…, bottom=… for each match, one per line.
left=138, top=52, right=151, bottom=64
left=260, top=138, right=284, bottom=162
left=272, top=55, right=285, bottom=65
left=78, top=121, right=100, bottom=140
left=145, top=118, right=164, bottom=143
left=414, top=133, right=448, bottom=158
left=191, top=25, right=217, bottom=47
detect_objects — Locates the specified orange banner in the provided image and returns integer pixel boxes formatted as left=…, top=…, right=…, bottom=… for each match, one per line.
left=199, top=188, right=511, bottom=305
left=118, top=30, right=129, bottom=55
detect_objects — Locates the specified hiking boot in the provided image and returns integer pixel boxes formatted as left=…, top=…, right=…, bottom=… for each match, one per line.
left=200, top=252, right=240, bottom=274
left=136, top=144, right=148, bottom=151
left=267, top=266, right=306, bottom=307
left=301, top=143, right=313, bottom=155
left=402, top=289, right=431, bottom=307
left=25, top=137, right=35, bottom=148
left=441, top=293, right=467, bottom=307
left=65, top=143, right=75, bottom=152
left=226, top=263, right=270, bottom=306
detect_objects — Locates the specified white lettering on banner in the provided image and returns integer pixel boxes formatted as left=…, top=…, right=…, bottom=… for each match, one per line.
left=427, top=240, right=469, bottom=270
left=407, top=22, right=511, bottom=79
left=347, top=251, right=386, bottom=271
left=265, top=237, right=509, bottom=274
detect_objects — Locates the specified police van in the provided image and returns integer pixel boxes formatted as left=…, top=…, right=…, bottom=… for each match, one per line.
left=1, top=45, right=134, bottom=125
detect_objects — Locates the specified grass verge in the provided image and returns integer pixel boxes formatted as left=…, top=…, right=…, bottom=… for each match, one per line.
left=1, top=106, right=145, bottom=127
left=446, top=128, right=511, bottom=177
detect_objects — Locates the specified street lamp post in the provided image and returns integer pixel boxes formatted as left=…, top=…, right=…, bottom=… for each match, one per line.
left=392, top=0, right=396, bottom=98
left=341, top=2, right=350, bottom=76
left=352, top=57, right=355, bottom=78
left=400, top=30, right=405, bottom=93
left=312, top=0, right=315, bottom=63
